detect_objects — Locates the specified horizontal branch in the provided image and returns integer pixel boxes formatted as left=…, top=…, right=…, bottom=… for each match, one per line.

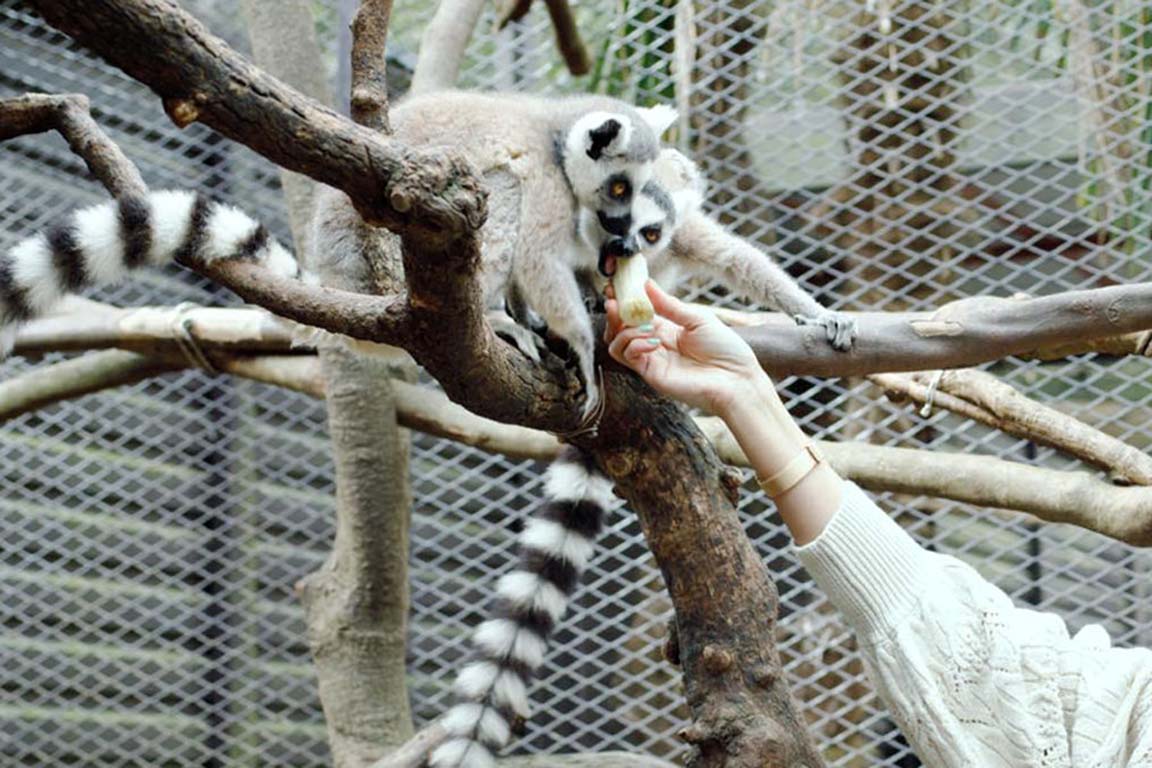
left=0, top=350, right=178, bottom=422
left=25, top=0, right=486, bottom=236
left=16, top=348, right=1144, bottom=547
left=16, top=290, right=1152, bottom=379
left=736, top=284, right=1152, bottom=376
left=871, top=370, right=1152, bottom=486
left=12, top=304, right=302, bottom=357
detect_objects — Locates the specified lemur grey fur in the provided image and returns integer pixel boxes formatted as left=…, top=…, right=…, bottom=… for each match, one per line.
left=324, top=90, right=680, bottom=417
left=0, top=191, right=299, bottom=356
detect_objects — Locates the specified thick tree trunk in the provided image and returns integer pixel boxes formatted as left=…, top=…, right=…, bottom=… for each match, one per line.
left=575, top=367, right=826, bottom=768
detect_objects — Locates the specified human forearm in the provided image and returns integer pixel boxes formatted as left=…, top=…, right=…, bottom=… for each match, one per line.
left=717, top=371, right=842, bottom=545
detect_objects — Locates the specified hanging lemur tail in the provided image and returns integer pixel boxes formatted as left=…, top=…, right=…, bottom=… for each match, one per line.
left=429, top=447, right=615, bottom=768
left=0, top=191, right=300, bottom=356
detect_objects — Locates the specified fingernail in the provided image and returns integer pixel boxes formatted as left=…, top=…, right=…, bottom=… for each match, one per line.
left=639, top=324, right=654, bottom=332
left=647, top=338, right=661, bottom=346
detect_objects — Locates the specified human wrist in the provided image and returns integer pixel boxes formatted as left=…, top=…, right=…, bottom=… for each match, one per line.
left=714, top=369, right=782, bottom=424
left=717, top=371, right=811, bottom=479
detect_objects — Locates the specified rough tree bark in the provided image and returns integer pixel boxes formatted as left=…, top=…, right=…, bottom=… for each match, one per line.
left=571, top=368, right=826, bottom=768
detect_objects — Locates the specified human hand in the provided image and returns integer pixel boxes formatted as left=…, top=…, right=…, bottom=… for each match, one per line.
left=605, top=280, right=768, bottom=415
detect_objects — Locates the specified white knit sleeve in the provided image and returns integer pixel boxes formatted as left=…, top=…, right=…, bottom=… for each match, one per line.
left=794, top=481, right=1152, bottom=768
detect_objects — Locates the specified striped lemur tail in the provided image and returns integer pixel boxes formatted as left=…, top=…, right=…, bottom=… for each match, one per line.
left=0, top=191, right=300, bottom=356
left=430, top=447, right=615, bottom=768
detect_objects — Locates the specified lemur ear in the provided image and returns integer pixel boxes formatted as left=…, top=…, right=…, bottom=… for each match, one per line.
left=586, top=118, right=623, bottom=160
left=637, top=104, right=678, bottom=137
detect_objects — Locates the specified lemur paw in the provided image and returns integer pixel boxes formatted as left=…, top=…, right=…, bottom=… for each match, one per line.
left=488, top=310, right=545, bottom=364
left=576, top=377, right=604, bottom=436
left=794, top=311, right=857, bottom=352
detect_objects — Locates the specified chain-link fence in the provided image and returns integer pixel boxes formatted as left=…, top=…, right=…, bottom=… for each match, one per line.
left=2, top=0, right=1151, bottom=766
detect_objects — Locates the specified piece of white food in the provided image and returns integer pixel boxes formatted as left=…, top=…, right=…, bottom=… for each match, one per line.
left=613, top=255, right=654, bottom=327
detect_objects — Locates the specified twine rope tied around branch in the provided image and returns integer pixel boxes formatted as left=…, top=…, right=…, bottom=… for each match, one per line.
left=171, top=303, right=218, bottom=374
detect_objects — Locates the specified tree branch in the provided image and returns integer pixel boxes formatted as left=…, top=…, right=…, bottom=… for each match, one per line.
left=542, top=0, right=592, bottom=75
left=349, top=0, right=394, bottom=130
left=569, top=369, right=825, bottom=767
left=8, top=349, right=1151, bottom=548
left=409, top=0, right=487, bottom=95
left=240, top=0, right=417, bottom=764
left=25, top=0, right=485, bottom=236
left=737, top=285, right=1152, bottom=376
left=0, top=350, right=178, bottom=422
left=0, top=93, right=146, bottom=197
left=13, top=293, right=1152, bottom=377
left=871, top=369, right=1152, bottom=486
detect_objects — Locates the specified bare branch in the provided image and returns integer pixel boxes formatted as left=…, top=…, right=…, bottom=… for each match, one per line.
left=0, top=93, right=146, bottom=197
left=737, top=284, right=1152, bottom=376
left=349, top=0, right=394, bottom=130
left=543, top=0, right=592, bottom=75
left=494, top=0, right=534, bottom=28
left=0, top=350, right=177, bottom=423
left=871, top=370, right=1152, bottom=486
left=25, top=0, right=485, bottom=235
left=410, top=0, right=487, bottom=95
left=10, top=348, right=1150, bottom=547
left=11, top=304, right=303, bottom=357
left=15, top=285, right=1152, bottom=378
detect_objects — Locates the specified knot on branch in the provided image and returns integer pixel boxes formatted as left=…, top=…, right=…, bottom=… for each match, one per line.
left=162, top=96, right=202, bottom=128
left=700, top=645, right=734, bottom=675
left=388, top=148, right=488, bottom=236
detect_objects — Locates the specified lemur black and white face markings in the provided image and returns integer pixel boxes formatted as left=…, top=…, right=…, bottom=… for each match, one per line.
left=0, top=191, right=300, bottom=356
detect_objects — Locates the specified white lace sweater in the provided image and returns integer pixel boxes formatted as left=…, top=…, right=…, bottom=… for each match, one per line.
left=794, top=481, right=1152, bottom=768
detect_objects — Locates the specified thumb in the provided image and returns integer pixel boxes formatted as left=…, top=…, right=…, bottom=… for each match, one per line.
left=646, top=280, right=708, bottom=328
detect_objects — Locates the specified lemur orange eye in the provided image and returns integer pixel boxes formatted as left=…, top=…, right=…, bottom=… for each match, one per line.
left=610, top=180, right=628, bottom=198
left=643, top=228, right=662, bottom=243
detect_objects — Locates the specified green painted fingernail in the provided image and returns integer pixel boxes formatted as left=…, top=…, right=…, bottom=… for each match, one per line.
left=639, top=323, right=654, bottom=332
left=647, top=338, right=661, bottom=346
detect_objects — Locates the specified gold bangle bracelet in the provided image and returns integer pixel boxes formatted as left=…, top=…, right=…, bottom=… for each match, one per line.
left=756, top=443, right=823, bottom=498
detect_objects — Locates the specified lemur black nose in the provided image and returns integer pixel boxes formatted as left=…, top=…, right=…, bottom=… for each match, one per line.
left=596, top=211, right=631, bottom=237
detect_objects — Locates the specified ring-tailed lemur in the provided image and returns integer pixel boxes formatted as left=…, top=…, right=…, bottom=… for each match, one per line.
left=0, top=92, right=673, bottom=368
left=0, top=191, right=299, bottom=356
left=385, top=91, right=678, bottom=416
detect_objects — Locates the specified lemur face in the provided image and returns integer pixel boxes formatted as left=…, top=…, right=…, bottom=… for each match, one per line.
left=582, top=147, right=705, bottom=277
left=560, top=106, right=678, bottom=241
left=593, top=181, right=677, bottom=276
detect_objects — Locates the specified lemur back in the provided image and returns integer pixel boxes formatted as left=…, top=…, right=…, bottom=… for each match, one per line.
left=0, top=191, right=299, bottom=355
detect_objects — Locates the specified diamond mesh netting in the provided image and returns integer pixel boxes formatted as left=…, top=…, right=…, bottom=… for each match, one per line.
left=2, top=0, right=1150, bottom=766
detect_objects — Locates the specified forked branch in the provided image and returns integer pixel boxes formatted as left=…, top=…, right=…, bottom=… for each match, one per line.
left=0, top=93, right=145, bottom=197
left=871, top=369, right=1152, bottom=486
